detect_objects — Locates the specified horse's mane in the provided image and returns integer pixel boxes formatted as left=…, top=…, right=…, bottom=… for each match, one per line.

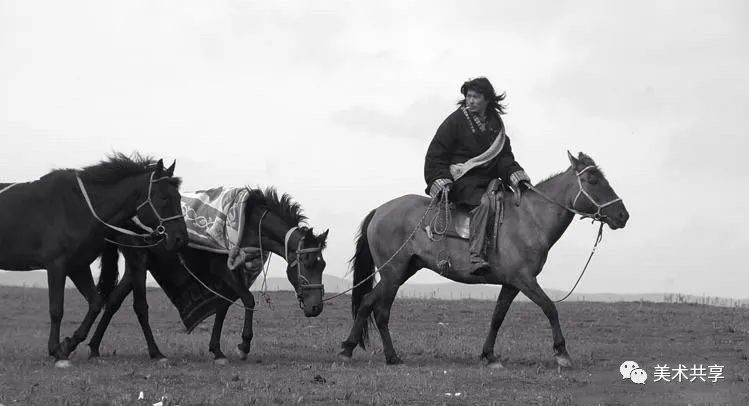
left=534, top=153, right=604, bottom=187
left=245, top=186, right=308, bottom=227
left=245, top=186, right=327, bottom=246
left=59, top=152, right=181, bottom=186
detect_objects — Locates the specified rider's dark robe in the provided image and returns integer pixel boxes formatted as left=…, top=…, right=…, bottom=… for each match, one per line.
left=424, top=107, right=525, bottom=207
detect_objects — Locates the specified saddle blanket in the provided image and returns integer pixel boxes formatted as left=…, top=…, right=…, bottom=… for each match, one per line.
left=181, top=186, right=250, bottom=252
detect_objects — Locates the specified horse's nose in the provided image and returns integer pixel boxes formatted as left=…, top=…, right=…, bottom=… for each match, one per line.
left=308, top=304, right=323, bottom=316
left=618, top=210, right=629, bottom=224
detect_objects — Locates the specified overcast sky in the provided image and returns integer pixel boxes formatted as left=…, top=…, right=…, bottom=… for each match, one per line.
left=1, top=1, right=747, bottom=297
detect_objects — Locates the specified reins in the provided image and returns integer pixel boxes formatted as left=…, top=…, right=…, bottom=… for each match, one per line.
left=524, top=165, right=621, bottom=302
left=77, top=171, right=184, bottom=248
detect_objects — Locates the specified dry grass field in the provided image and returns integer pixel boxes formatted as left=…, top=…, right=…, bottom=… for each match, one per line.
left=1, top=285, right=748, bottom=405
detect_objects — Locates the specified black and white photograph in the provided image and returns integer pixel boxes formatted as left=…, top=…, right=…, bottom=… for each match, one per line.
left=0, top=1, right=747, bottom=404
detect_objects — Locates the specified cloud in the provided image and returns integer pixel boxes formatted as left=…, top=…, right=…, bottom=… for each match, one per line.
left=330, top=95, right=453, bottom=139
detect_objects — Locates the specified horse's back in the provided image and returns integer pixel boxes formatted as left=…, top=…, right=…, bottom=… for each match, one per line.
left=374, top=194, right=431, bottom=219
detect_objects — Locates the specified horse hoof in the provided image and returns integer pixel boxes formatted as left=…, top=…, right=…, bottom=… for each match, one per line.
left=235, top=348, right=249, bottom=361
left=55, top=360, right=72, bottom=369
left=157, top=358, right=170, bottom=367
left=214, top=358, right=229, bottom=366
left=337, top=352, right=352, bottom=361
left=386, top=356, right=403, bottom=365
left=555, top=354, right=573, bottom=368
left=487, top=360, right=505, bottom=369
left=88, top=351, right=100, bottom=359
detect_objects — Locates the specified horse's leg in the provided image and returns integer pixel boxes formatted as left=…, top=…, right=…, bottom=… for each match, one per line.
left=340, top=256, right=414, bottom=363
left=46, top=266, right=68, bottom=366
left=88, top=268, right=134, bottom=358
left=236, top=291, right=255, bottom=360
left=371, top=279, right=403, bottom=365
left=480, top=284, right=520, bottom=368
left=339, top=283, right=384, bottom=359
left=130, top=264, right=167, bottom=362
left=518, top=277, right=572, bottom=368
left=61, top=267, right=105, bottom=357
left=208, top=302, right=230, bottom=364
left=215, top=269, right=256, bottom=362
left=371, top=260, right=418, bottom=365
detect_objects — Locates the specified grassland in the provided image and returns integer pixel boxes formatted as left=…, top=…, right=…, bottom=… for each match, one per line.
left=0, top=286, right=748, bottom=405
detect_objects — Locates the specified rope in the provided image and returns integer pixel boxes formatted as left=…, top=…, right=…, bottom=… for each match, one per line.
left=176, top=210, right=274, bottom=312
left=76, top=174, right=152, bottom=238
left=322, top=196, right=438, bottom=302
left=104, top=237, right=164, bottom=249
left=0, top=183, right=18, bottom=196
left=426, top=191, right=451, bottom=241
left=553, top=222, right=604, bottom=303
left=177, top=252, right=260, bottom=312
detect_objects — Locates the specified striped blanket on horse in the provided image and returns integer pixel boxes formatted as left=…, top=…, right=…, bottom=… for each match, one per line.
left=152, top=186, right=269, bottom=332
left=181, top=186, right=250, bottom=253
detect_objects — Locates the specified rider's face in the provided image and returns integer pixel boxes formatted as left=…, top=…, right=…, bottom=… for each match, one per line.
left=465, top=90, right=488, bottom=115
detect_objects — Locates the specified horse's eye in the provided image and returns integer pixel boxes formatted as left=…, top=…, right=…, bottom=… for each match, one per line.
left=587, top=177, right=598, bottom=185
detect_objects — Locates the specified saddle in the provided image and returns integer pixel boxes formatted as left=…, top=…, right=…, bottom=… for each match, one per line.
left=426, top=180, right=508, bottom=242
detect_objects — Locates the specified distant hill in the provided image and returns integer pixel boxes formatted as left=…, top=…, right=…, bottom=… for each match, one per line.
left=1, top=270, right=747, bottom=307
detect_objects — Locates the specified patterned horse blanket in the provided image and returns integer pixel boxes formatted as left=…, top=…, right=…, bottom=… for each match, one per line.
left=181, top=186, right=250, bottom=253
left=154, top=186, right=269, bottom=332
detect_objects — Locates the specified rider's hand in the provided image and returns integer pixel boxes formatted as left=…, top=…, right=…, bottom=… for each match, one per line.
left=429, top=178, right=453, bottom=199
left=509, top=170, right=531, bottom=188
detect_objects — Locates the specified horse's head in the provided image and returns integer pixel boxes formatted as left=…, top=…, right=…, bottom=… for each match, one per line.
left=136, top=159, right=188, bottom=250
left=241, top=187, right=329, bottom=317
left=567, top=151, right=629, bottom=230
left=286, top=227, right=329, bottom=317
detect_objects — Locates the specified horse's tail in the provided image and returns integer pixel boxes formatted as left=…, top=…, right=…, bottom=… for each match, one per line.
left=350, top=209, right=377, bottom=349
left=97, top=242, right=120, bottom=299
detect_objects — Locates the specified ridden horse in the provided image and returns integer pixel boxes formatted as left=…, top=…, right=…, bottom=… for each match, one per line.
left=87, top=187, right=329, bottom=363
left=340, top=152, right=629, bottom=367
left=0, top=153, right=187, bottom=367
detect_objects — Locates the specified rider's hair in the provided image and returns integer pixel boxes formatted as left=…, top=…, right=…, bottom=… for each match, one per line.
left=457, top=77, right=507, bottom=115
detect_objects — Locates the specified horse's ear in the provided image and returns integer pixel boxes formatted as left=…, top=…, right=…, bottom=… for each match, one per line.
left=319, top=228, right=329, bottom=241
left=567, top=150, right=578, bottom=166
left=154, top=159, right=164, bottom=174
left=165, top=160, right=176, bottom=177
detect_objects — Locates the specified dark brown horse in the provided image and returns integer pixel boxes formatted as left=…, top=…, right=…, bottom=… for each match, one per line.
left=0, top=153, right=187, bottom=367
left=340, top=152, right=629, bottom=367
left=87, top=187, right=329, bottom=364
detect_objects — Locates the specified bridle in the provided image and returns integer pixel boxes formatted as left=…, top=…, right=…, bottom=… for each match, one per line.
left=177, top=212, right=326, bottom=313
left=571, top=165, right=622, bottom=221
left=527, top=165, right=622, bottom=222
left=284, top=226, right=325, bottom=308
left=525, top=164, right=623, bottom=302
left=76, top=171, right=183, bottom=241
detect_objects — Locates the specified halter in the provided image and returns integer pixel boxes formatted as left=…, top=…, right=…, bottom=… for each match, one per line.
left=284, top=226, right=325, bottom=307
left=571, top=165, right=622, bottom=221
left=527, top=165, right=622, bottom=222
left=76, top=171, right=183, bottom=240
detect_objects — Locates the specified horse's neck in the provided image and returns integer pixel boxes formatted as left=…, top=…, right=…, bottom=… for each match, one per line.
left=524, top=169, right=578, bottom=248
left=82, top=174, right=145, bottom=226
left=246, top=213, right=295, bottom=260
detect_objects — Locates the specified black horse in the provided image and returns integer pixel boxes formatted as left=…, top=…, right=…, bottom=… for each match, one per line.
left=0, top=153, right=187, bottom=367
left=88, top=187, right=329, bottom=363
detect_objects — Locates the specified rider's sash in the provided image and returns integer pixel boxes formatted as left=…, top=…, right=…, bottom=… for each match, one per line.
left=449, top=129, right=507, bottom=181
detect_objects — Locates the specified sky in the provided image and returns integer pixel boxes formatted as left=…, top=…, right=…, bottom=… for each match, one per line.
left=1, top=1, right=747, bottom=297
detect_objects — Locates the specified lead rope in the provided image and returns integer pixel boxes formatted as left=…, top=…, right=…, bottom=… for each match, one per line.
left=175, top=210, right=271, bottom=313
left=552, top=222, right=604, bottom=303
left=322, top=196, right=438, bottom=302
left=177, top=252, right=258, bottom=312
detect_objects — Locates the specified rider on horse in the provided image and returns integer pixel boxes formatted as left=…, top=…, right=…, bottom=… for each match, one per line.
left=424, top=77, right=531, bottom=275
